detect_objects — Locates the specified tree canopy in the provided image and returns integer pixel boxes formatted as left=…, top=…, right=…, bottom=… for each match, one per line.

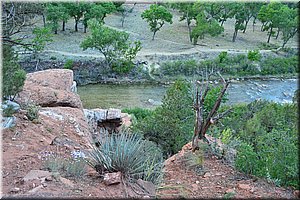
left=141, top=4, right=173, bottom=40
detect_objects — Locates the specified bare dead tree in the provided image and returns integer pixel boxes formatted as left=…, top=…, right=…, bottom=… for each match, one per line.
left=1, top=2, right=43, bottom=48
left=191, top=71, right=232, bottom=152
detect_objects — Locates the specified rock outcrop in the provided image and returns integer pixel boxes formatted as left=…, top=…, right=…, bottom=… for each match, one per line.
left=84, top=108, right=132, bottom=135
left=15, top=69, right=82, bottom=108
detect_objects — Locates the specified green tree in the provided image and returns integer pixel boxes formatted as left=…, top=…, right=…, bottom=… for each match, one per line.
left=135, top=80, right=194, bottom=157
left=141, top=4, right=173, bottom=40
left=31, top=26, right=53, bottom=58
left=83, top=3, right=116, bottom=33
left=191, top=10, right=224, bottom=45
left=232, top=4, right=247, bottom=42
left=2, top=45, right=26, bottom=101
left=218, top=3, right=236, bottom=27
left=277, top=6, right=298, bottom=48
left=65, top=2, right=89, bottom=32
left=258, top=3, right=283, bottom=43
left=46, top=3, right=69, bottom=34
left=170, top=3, right=197, bottom=42
left=80, top=19, right=141, bottom=74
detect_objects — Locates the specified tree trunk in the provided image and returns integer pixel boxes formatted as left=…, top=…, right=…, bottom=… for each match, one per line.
left=152, top=31, right=156, bottom=40
left=221, top=20, right=225, bottom=27
left=252, top=17, right=256, bottom=32
left=42, top=14, right=46, bottom=27
left=275, top=28, right=280, bottom=39
left=62, top=21, right=66, bottom=31
left=121, top=13, right=125, bottom=27
left=75, top=19, right=79, bottom=32
left=192, top=89, right=202, bottom=152
left=243, top=19, right=249, bottom=33
left=84, top=24, right=87, bottom=33
left=261, top=22, right=265, bottom=31
left=54, top=29, right=57, bottom=34
left=267, top=26, right=273, bottom=43
left=232, top=29, right=238, bottom=42
left=187, top=19, right=192, bottom=43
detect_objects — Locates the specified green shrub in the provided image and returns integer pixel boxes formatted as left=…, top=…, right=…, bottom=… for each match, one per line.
left=64, top=59, right=74, bottom=70
left=122, top=107, right=154, bottom=121
left=260, top=56, right=298, bottom=75
left=247, top=50, right=261, bottom=61
left=2, top=45, right=26, bottom=100
left=42, top=152, right=87, bottom=178
left=134, top=80, right=194, bottom=157
left=235, top=142, right=261, bottom=175
left=3, top=105, right=16, bottom=117
left=183, top=150, right=204, bottom=175
left=217, top=101, right=298, bottom=188
left=24, top=103, right=40, bottom=121
left=64, top=158, right=87, bottom=178
left=218, top=51, right=228, bottom=63
left=85, top=132, right=163, bottom=183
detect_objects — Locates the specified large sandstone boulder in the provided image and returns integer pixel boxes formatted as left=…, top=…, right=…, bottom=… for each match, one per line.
left=16, top=69, right=82, bottom=109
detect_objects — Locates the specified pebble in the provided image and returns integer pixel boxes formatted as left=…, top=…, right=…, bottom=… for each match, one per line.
left=238, top=183, right=251, bottom=190
left=196, top=181, right=200, bottom=184
left=45, top=176, right=53, bottom=181
left=226, top=188, right=235, bottom=194
left=10, top=187, right=20, bottom=193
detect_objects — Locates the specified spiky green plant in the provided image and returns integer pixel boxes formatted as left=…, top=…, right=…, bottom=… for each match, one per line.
left=85, top=132, right=163, bottom=183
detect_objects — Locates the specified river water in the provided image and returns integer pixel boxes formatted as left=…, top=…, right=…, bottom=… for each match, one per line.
left=78, top=79, right=298, bottom=109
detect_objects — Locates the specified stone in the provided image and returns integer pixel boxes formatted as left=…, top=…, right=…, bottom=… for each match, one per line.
left=45, top=176, right=53, bottom=181
left=2, top=116, right=16, bottom=129
left=294, top=190, right=299, bottom=197
left=59, top=177, right=75, bottom=188
left=237, top=183, right=251, bottom=190
left=103, top=172, right=122, bottom=186
left=27, top=185, right=44, bottom=194
left=15, top=69, right=83, bottom=109
left=39, top=110, right=64, bottom=121
left=2, top=100, right=21, bottom=111
left=10, top=187, right=20, bottom=193
left=136, top=179, right=156, bottom=196
left=226, top=189, right=235, bottom=194
left=23, top=170, right=52, bottom=182
left=203, top=172, right=211, bottom=178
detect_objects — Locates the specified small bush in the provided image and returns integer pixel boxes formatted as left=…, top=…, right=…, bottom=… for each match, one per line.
left=64, top=158, right=87, bottom=178
left=85, top=132, right=163, bottom=183
left=247, top=50, right=261, bottom=61
left=121, top=107, right=154, bottom=121
left=218, top=51, right=228, bottom=63
left=183, top=150, right=204, bottom=175
left=24, top=103, right=40, bottom=121
left=64, top=59, right=74, bottom=70
left=3, top=105, right=16, bottom=117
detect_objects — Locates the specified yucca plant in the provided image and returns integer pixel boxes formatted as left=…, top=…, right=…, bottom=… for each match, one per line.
left=85, top=132, right=163, bottom=183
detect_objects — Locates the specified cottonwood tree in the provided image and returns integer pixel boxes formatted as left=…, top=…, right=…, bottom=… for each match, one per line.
left=191, top=10, right=224, bottom=45
left=232, top=4, right=247, bottom=42
left=83, top=3, right=116, bottom=33
left=258, top=2, right=283, bottom=43
left=46, top=3, right=69, bottom=34
left=191, top=72, right=231, bottom=152
left=64, top=2, right=89, bottom=32
left=141, top=4, right=173, bottom=40
left=277, top=5, right=298, bottom=48
left=118, top=2, right=136, bottom=27
left=218, top=3, right=236, bottom=27
left=80, top=19, right=141, bottom=74
left=170, top=3, right=197, bottom=42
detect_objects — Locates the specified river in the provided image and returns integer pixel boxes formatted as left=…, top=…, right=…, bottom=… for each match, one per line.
left=78, top=79, right=298, bottom=109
